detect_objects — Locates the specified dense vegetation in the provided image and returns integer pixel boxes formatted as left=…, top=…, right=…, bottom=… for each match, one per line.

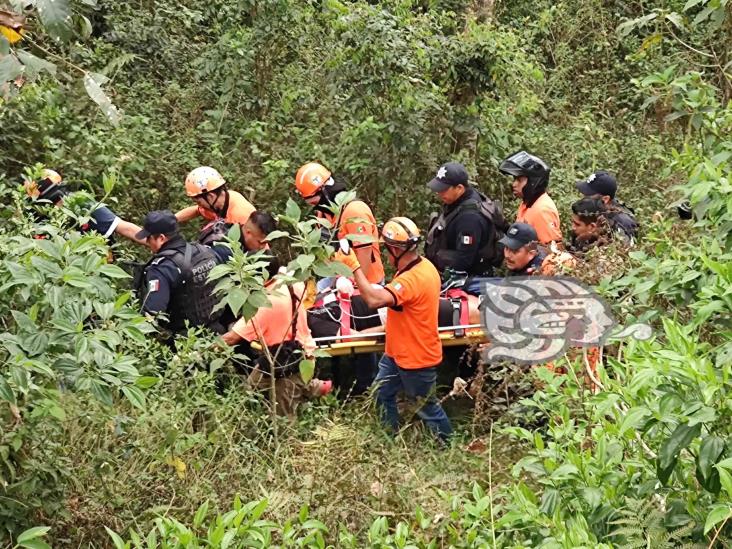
left=1, top=0, right=731, bottom=546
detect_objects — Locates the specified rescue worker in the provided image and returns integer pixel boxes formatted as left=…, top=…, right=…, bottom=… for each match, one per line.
left=424, top=161, right=505, bottom=278
left=24, top=169, right=145, bottom=245
left=294, top=162, right=384, bottom=285
left=175, top=166, right=255, bottom=228
left=575, top=171, right=638, bottom=243
left=499, top=223, right=547, bottom=275
left=137, top=210, right=224, bottom=335
left=220, top=257, right=331, bottom=418
left=336, top=217, right=453, bottom=443
left=499, top=151, right=562, bottom=245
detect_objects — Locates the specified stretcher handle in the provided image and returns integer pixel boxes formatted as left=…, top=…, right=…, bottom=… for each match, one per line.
left=311, top=323, right=484, bottom=343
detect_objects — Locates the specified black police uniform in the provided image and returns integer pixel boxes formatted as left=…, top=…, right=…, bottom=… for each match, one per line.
left=429, top=187, right=491, bottom=274
left=141, top=234, right=188, bottom=316
left=508, top=250, right=547, bottom=276
left=605, top=200, right=638, bottom=242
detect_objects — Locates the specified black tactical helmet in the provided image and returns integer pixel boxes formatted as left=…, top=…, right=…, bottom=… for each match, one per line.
left=499, top=151, right=551, bottom=207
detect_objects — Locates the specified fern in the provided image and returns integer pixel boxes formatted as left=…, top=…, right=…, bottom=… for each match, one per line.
left=609, top=498, right=704, bottom=549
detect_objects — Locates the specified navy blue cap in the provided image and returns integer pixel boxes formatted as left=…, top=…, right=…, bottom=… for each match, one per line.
left=576, top=171, right=617, bottom=198
left=135, top=210, right=178, bottom=240
left=427, top=162, right=469, bottom=192
left=499, top=222, right=538, bottom=250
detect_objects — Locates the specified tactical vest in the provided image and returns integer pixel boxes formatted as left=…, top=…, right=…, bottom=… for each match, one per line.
left=198, top=219, right=232, bottom=247
left=425, top=192, right=509, bottom=275
left=146, top=243, right=222, bottom=333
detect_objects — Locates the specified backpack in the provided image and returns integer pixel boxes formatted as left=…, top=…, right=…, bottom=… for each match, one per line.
left=198, top=219, right=232, bottom=247
left=146, top=243, right=223, bottom=333
left=425, top=191, right=509, bottom=273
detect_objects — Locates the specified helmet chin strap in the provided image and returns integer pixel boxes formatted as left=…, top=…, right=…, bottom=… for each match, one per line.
left=203, top=188, right=226, bottom=217
left=387, top=244, right=415, bottom=268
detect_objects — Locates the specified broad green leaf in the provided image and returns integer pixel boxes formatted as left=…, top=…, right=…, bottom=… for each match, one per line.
left=285, top=198, right=301, bottom=222
left=104, top=526, right=127, bottom=549
left=17, top=527, right=51, bottom=543
left=0, top=376, right=15, bottom=404
left=193, top=500, right=209, bottom=528
left=227, top=287, right=250, bottom=316
left=704, top=505, right=732, bottom=535
left=99, top=263, right=130, bottom=279
left=696, top=436, right=724, bottom=493
left=19, top=540, right=52, bottom=549
left=0, top=53, right=23, bottom=82
left=121, top=385, right=145, bottom=410
left=83, top=72, right=121, bottom=126
left=16, top=50, right=56, bottom=79
left=657, top=423, right=701, bottom=484
left=299, top=358, right=315, bottom=383
left=36, top=0, right=73, bottom=41
left=265, top=230, right=289, bottom=241
left=539, top=488, right=560, bottom=515
left=619, top=406, right=650, bottom=436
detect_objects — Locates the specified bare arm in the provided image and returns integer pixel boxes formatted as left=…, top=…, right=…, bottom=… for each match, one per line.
left=221, top=329, right=243, bottom=346
left=354, top=246, right=374, bottom=280
left=175, top=205, right=199, bottom=223
left=352, top=267, right=394, bottom=309
left=114, top=219, right=148, bottom=246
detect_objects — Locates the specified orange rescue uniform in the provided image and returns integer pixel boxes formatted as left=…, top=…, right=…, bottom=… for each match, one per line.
left=199, top=190, right=255, bottom=225
left=322, top=200, right=385, bottom=284
left=383, top=258, right=442, bottom=369
left=517, top=192, right=562, bottom=244
left=232, top=281, right=314, bottom=353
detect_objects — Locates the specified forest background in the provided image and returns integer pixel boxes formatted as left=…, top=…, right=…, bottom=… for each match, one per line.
left=0, top=0, right=731, bottom=547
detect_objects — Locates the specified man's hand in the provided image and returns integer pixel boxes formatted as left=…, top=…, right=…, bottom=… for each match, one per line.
left=334, top=249, right=361, bottom=273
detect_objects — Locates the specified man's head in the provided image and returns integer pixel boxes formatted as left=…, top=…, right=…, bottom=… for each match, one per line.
left=427, top=162, right=469, bottom=205
left=571, top=198, right=605, bottom=242
left=499, top=222, right=539, bottom=272
left=243, top=211, right=277, bottom=252
left=136, top=210, right=179, bottom=253
left=575, top=171, right=616, bottom=204
left=294, top=162, right=334, bottom=207
left=185, top=166, right=228, bottom=213
left=499, top=151, right=550, bottom=205
left=381, top=216, right=421, bottom=267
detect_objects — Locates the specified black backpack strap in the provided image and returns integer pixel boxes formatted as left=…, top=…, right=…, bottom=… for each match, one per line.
left=287, top=284, right=299, bottom=343
left=181, top=243, right=193, bottom=283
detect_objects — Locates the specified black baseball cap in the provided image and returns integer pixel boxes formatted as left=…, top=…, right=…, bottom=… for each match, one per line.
left=135, top=210, right=178, bottom=240
left=499, top=222, right=538, bottom=250
left=576, top=171, right=617, bottom=198
left=427, top=162, right=469, bottom=193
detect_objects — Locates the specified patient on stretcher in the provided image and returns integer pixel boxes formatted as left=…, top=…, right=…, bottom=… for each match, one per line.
left=307, top=278, right=482, bottom=341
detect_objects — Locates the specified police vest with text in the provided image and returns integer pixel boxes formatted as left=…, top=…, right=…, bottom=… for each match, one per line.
left=144, top=243, right=222, bottom=333
left=425, top=192, right=509, bottom=275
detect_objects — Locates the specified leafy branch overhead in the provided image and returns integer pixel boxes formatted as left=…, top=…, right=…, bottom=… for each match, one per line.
left=0, top=0, right=119, bottom=124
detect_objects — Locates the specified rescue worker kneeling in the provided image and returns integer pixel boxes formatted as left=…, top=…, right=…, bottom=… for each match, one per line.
left=137, top=210, right=225, bottom=335
left=335, top=217, right=453, bottom=443
left=220, top=257, right=331, bottom=418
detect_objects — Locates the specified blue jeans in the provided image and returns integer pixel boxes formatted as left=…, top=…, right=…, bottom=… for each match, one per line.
left=373, top=355, right=453, bottom=441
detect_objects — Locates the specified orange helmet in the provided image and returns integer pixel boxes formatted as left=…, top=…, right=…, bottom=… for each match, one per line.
left=24, top=169, right=63, bottom=200
left=294, top=162, right=333, bottom=198
left=185, top=166, right=226, bottom=197
left=381, top=217, right=421, bottom=249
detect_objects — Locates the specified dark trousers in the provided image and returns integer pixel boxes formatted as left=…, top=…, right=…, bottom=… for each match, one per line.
left=374, top=355, right=452, bottom=441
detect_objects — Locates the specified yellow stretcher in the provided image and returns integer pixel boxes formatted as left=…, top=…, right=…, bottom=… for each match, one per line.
left=310, top=324, right=488, bottom=357
left=251, top=325, right=488, bottom=356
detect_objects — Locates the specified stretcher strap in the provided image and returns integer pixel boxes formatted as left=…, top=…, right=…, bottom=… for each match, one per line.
left=339, top=292, right=352, bottom=336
